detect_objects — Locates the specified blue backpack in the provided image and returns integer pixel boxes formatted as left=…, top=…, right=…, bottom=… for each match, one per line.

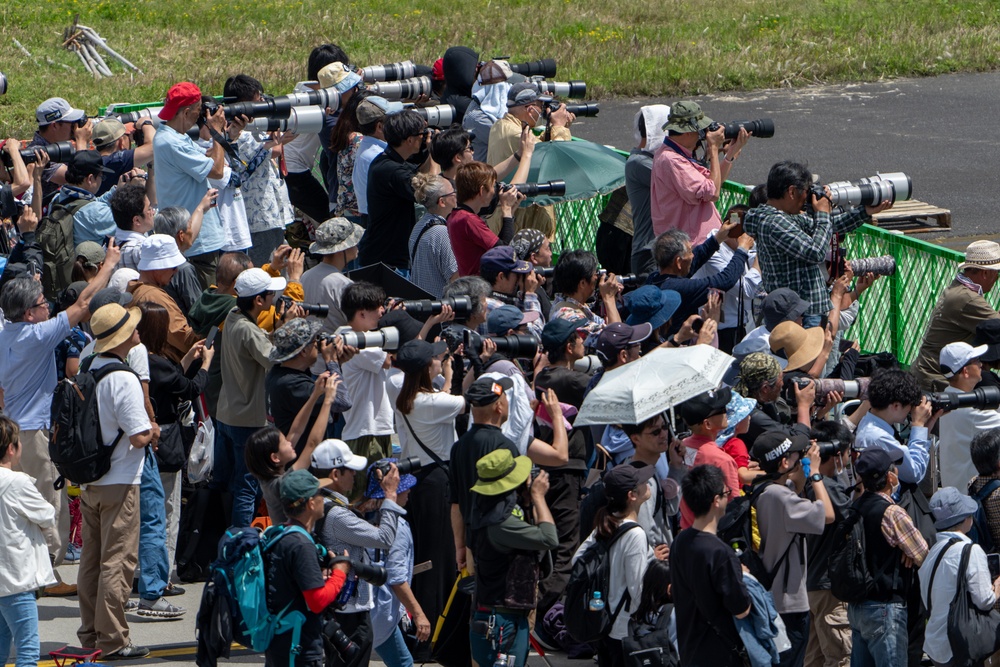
left=969, top=479, right=1000, bottom=552
left=197, top=524, right=325, bottom=667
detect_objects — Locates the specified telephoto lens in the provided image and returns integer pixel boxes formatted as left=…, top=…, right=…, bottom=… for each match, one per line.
left=563, top=103, right=600, bottom=117
left=534, top=266, right=555, bottom=278
left=708, top=118, right=775, bottom=140
left=810, top=377, right=870, bottom=406
left=0, top=72, right=8, bottom=95
left=277, top=295, right=330, bottom=319
left=339, top=327, right=400, bottom=351
left=411, top=104, right=456, bottom=127
left=617, top=273, right=647, bottom=286
left=360, top=60, right=417, bottom=83
left=848, top=255, right=896, bottom=277
left=463, top=329, right=539, bottom=358
left=324, top=617, right=360, bottom=661
left=508, top=58, right=558, bottom=78
left=284, top=86, right=341, bottom=111
left=400, top=296, right=472, bottom=319
left=530, top=80, right=587, bottom=98
left=515, top=180, right=567, bottom=197
left=929, top=386, right=1000, bottom=412
left=826, top=173, right=912, bottom=208
left=573, top=355, right=602, bottom=373
left=366, top=77, right=432, bottom=100
left=9, top=140, right=76, bottom=167
left=375, top=456, right=423, bottom=478
left=248, top=106, right=326, bottom=135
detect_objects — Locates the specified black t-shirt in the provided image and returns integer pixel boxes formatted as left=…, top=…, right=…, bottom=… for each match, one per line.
left=97, top=149, right=135, bottom=196
left=670, top=528, right=751, bottom=667
left=266, top=366, right=323, bottom=455
left=265, top=527, right=327, bottom=667
left=359, top=147, right=418, bottom=270
left=448, top=424, right=518, bottom=522
left=535, top=365, right=592, bottom=469
left=806, top=473, right=853, bottom=590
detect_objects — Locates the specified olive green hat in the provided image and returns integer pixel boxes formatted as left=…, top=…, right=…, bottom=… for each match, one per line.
left=470, top=449, right=532, bottom=497
left=662, top=101, right=714, bottom=134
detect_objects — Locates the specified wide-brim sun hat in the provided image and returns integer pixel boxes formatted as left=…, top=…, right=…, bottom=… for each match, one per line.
left=470, top=449, right=532, bottom=496
left=958, top=240, right=1000, bottom=272
left=769, top=321, right=824, bottom=372
left=92, top=303, right=142, bottom=353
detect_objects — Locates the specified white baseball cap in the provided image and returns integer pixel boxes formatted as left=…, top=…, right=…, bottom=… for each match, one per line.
left=137, top=234, right=186, bottom=271
left=233, top=268, right=286, bottom=297
left=36, top=97, right=86, bottom=126
left=940, top=342, right=988, bottom=378
left=311, top=439, right=367, bottom=471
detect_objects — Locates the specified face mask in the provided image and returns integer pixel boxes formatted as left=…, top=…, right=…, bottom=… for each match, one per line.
left=890, top=475, right=900, bottom=497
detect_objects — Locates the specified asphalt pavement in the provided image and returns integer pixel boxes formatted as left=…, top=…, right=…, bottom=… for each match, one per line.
left=570, top=69, right=1000, bottom=249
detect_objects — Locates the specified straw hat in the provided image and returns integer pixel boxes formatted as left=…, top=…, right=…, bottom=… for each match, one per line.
left=958, top=240, right=1000, bottom=272
left=769, top=321, right=824, bottom=372
left=92, top=303, right=142, bottom=353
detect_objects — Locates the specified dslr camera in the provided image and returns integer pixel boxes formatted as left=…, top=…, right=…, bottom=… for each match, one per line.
left=373, top=456, right=422, bottom=478
left=339, top=327, right=400, bottom=351
left=928, top=386, right=1000, bottom=412
left=783, top=376, right=870, bottom=406
left=705, top=118, right=775, bottom=140
left=539, top=96, right=600, bottom=118
left=0, top=140, right=75, bottom=169
left=400, top=296, right=472, bottom=320
left=276, top=295, right=330, bottom=318
left=464, top=329, right=539, bottom=358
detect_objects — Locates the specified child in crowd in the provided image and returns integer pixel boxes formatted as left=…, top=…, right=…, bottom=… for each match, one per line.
left=245, top=372, right=341, bottom=525
left=715, top=391, right=765, bottom=486
left=0, top=416, right=57, bottom=667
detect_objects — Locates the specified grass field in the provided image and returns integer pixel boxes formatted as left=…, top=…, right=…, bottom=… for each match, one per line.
left=3, top=0, right=1000, bottom=136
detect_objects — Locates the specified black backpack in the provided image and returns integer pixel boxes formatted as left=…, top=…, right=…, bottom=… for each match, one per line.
left=49, top=356, right=137, bottom=487
left=564, top=522, right=642, bottom=644
left=716, top=480, right=796, bottom=590
left=623, top=608, right=679, bottom=667
left=828, top=502, right=895, bottom=603
left=969, top=479, right=1000, bottom=552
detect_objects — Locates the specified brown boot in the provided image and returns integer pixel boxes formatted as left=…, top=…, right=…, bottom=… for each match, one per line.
left=42, top=582, right=78, bottom=596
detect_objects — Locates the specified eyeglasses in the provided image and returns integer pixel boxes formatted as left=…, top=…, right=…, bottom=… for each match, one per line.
left=440, top=191, right=457, bottom=200
left=717, top=488, right=732, bottom=499
left=30, top=299, right=49, bottom=311
left=646, top=427, right=665, bottom=437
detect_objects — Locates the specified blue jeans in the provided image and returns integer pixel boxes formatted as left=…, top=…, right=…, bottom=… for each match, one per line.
left=0, top=590, right=40, bottom=667
left=847, top=601, right=908, bottom=667
left=470, top=610, right=529, bottom=667
left=138, top=450, right=169, bottom=600
left=802, top=314, right=823, bottom=329
left=374, top=626, right=413, bottom=667
left=213, top=421, right=262, bottom=527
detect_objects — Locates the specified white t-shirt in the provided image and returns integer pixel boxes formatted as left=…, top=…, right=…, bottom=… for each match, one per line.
left=79, top=340, right=150, bottom=381
left=209, top=165, right=252, bottom=252
left=88, top=355, right=152, bottom=486
left=340, top=339, right=394, bottom=440
left=395, top=391, right=465, bottom=466
left=283, top=83, right=323, bottom=173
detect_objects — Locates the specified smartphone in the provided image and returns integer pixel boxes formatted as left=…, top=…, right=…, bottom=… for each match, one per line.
left=988, top=553, right=1000, bottom=580
left=205, top=326, right=219, bottom=350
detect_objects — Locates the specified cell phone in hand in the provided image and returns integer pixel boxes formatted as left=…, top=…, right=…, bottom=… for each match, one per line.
left=988, top=553, right=1000, bottom=580
left=205, top=326, right=219, bottom=350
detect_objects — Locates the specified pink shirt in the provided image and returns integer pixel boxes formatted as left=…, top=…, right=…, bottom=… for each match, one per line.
left=650, top=142, right=720, bottom=245
left=679, top=434, right=742, bottom=528
left=447, top=206, right=498, bottom=277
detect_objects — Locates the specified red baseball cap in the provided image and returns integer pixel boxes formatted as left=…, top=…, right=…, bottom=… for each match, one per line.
left=432, top=58, right=445, bottom=82
left=158, top=82, right=202, bottom=121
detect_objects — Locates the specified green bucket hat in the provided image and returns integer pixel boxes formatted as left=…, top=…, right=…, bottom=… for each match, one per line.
left=662, top=101, right=714, bottom=134
left=470, top=449, right=532, bottom=497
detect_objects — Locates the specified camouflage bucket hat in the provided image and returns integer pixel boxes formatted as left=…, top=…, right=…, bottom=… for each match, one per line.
left=309, top=217, right=365, bottom=255
left=734, top=352, right=782, bottom=395
left=662, top=101, right=714, bottom=134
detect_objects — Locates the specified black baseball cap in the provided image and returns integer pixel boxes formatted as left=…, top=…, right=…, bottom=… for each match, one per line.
left=854, top=448, right=904, bottom=480
left=750, top=431, right=810, bottom=471
left=604, top=464, right=655, bottom=503
left=465, top=376, right=514, bottom=407
left=70, top=150, right=114, bottom=177
left=974, top=319, right=1000, bottom=363
left=763, top=288, right=809, bottom=331
left=541, top=316, right=588, bottom=352
left=675, top=387, right=732, bottom=426
left=395, top=339, right=447, bottom=374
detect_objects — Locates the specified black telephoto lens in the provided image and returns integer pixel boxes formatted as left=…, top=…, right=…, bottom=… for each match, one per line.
left=508, top=58, right=558, bottom=78
left=351, top=561, right=388, bottom=587
left=324, top=617, right=360, bottom=661
left=515, top=180, right=567, bottom=197
left=491, top=334, right=540, bottom=358
left=563, top=103, right=600, bottom=117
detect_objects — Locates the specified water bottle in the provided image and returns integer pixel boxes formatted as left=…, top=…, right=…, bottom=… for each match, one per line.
left=493, top=654, right=511, bottom=667
left=589, top=590, right=605, bottom=612
left=802, top=456, right=811, bottom=478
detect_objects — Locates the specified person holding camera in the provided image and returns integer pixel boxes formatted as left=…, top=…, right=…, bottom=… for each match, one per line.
left=312, top=440, right=402, bottom=667
left=27, top=97, right=91, bottom=204
left=152, top=82, right=228, bottom=290
left=265, top=470, right=351, bottom=667
left=468, top=449, right=559, bottom=667
left=650, top=101, right=750, bottom=245
left=358, top=110, right=439, bottom=274
left=480, top=246, right=545, bottom=336
left=744, top=161, right=890, bottom=329
left=448, top=161, right=525, bottom=276
left=92, top=118, right=156, bottom=197
left=937, top=342, right=1000, bottom=492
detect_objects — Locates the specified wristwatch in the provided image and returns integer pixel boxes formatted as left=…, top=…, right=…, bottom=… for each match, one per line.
left=809, top=473, right=824, bottom=483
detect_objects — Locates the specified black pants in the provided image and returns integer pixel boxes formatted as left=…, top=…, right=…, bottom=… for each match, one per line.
left=778, top=611, right=810, bottom=667
left=537, top=471, right=584, bottom=615
left=285, top=170, right=330, bottom=224
left=718, top=327, right=740, bottom=355
left=597, top=636, right=625, bottom=667
left=325, top=610, right=372, bottom=667
left=407, top=464, right=455, bottom=659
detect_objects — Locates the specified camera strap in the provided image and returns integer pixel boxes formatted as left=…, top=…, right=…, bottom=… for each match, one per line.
left=408, top=216, right=447, bottom=264
left=401, top=413, right=448, bottom=469
left=662, top=137, right=704, bottom=169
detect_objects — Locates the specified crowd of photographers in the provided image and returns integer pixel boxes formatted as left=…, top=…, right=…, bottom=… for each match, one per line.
left=4, top=39, right=1000, bottom=667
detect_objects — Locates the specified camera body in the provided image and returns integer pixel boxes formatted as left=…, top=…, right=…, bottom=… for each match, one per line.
left=373, top=455, right=422, bottom=478
left=276, top=295, right=330, bottom=319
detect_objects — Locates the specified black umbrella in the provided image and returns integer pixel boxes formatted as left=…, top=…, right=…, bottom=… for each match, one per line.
left=346, top=263, right=436, bottom=301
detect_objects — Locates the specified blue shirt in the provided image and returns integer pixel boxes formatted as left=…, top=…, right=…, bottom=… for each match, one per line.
left=152, top=125, right=224, bottom=257
left=0, top=312, right=71, bottom=429
left=854, top=412, right=931, bottom=485
left=69, top=187, right=117, bottom=245
left=352, top=136, right=387, bottom=215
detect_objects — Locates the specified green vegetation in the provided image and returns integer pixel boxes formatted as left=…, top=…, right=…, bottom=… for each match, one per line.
left=3, top=0, right=1000, bottom=135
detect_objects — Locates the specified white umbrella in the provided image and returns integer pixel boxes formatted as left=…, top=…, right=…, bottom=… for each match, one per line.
left=575, top=345, right=735, bottom=426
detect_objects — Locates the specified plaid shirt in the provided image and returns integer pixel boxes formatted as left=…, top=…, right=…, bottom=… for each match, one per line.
left=877, top=491, right=929, bottom=566
left=744, top=204, right=870, bottom=317
left=970, top=474, right=1000, bottom=549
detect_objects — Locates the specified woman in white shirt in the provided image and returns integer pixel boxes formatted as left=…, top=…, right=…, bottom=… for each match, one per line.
left=393, top=338, right=468, bottom=653
left=0, top=416, right=56, bottom=667
left=574, top=464, right=667, bottom=667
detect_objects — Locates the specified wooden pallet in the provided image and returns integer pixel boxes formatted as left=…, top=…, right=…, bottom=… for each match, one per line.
left=871, top=198, right=951, bottom=234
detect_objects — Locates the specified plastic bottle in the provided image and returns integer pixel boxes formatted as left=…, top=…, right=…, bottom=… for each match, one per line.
left=589, top=590, right=605, bottom=612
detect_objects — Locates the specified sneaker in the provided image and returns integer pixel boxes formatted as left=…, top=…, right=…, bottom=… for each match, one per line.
left=135, top=597, right=185, bottom=619
left=104, top=642, right=150, bottom=660
left=65, top=544, right=82, bottom=563
left=163, top=583, right=185, bottom=597
left=530, top=624, right=561, bottom=652
left=125, top=599, right=139, bottom=613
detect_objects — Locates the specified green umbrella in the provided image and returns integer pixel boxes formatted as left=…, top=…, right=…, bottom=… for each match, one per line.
left=521, top=138, right=627, bottom=206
